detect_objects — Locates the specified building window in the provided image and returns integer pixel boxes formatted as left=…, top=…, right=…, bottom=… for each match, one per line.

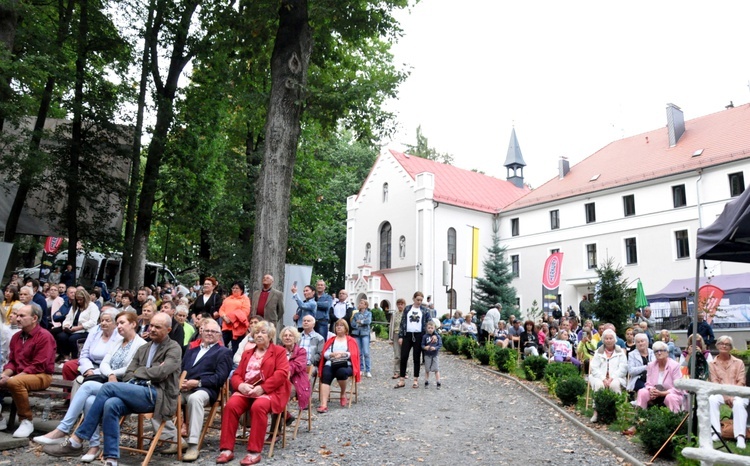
left=447, top=228, right=457, bottom=265
left=625, top=237, right=637, bottom=265
left=623, top=195, right=635, bottom=217
left=511, top=255, right=519, bottom=277
left=511, top=218, right=519, bottom=237
left=586, top=244, right=597, bottom=269
left=675, top=230, right=690, bottom=259
left=447, top=289, right=457, bottom=310
left=672, top=184, right=686, bottom=208
left=729, top=172, right=745, bottom=197
left=585, top=203, right=596, bottom=223
left=550, top=210, right=560, bottom=230
left=382, top=182, right=389, bottom=202
left=379, top=222, right=392, bottom=269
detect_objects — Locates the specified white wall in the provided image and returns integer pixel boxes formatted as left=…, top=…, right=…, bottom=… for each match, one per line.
left=502, top=161, right=750, bottom=319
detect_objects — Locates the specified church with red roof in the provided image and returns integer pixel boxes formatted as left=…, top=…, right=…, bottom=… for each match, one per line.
left=346, top=102, right=750, bottom=334
left=344, top=132, right=529, bottom=314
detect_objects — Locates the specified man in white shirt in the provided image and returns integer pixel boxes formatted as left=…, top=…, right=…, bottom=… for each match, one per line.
left=299, top=315, right=324, bottom=375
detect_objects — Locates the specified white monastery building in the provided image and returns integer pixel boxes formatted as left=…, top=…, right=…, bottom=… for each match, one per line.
left=346, top=103, right=750, bottom=319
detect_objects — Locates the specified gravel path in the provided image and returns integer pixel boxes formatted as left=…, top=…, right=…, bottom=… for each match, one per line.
left=6, top=340, right=647, bottom=465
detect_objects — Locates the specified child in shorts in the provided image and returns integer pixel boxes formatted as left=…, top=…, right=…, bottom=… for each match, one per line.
left=421, top=321, right=442, bottom=389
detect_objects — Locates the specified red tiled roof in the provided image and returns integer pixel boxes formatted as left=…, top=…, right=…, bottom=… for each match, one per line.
left=505, top=103, right=750, bottom=211
left=388, top=149, right=529, bottom=213
left=369, top=272, right=393, bottom=291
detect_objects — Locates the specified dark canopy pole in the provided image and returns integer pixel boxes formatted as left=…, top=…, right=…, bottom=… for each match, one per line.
left=687, top=257, right=700, bottom=442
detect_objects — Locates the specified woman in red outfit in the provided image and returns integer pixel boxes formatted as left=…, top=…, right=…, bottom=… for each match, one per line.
left=317, top=319, right=361, bottom=413
left=218, top=281, right=251, bottom=356
left=217, top=320, right=290, bottom=466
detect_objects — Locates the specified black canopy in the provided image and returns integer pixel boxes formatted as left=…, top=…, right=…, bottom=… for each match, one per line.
left=696, top=187, right=750, bottom=263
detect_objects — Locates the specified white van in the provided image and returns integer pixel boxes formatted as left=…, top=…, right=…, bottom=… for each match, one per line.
left=16, top=250, right=177, bottom=289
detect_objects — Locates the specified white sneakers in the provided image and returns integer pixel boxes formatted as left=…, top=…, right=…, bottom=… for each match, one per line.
left=13, top=419, right=34, bottom=438
left=590, top=412, right=598, bottom=423
left=737, top=436, right=746, bottom=449
left=0, top=416, right=7, bottom=431
left=33, top=434, right=67, bottom=445
left=366, top=372, right=372, bottom=378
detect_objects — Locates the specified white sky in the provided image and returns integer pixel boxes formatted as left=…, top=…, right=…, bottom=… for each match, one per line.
left=384, top=0, right=750, bottom=188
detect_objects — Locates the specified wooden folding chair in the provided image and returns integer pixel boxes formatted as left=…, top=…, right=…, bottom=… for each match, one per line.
left=293, top=366, right=314, bottom=439
left=197, top=379, right=229, bottom=450
left=263, top=406, right=287, bottom=457
left=118, top=374, right=185, bottom=465
left=320, top=373, right=358, bottom=407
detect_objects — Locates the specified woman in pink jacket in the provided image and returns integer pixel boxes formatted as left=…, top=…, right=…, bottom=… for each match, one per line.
left=636, top=341, right=685, bottom=413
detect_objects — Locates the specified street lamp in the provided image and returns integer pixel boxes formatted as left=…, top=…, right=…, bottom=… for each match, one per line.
left=162, top=212, right=175, bottom=284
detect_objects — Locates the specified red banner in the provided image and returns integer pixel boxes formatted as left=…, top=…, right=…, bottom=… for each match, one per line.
left=542, top=252, right=564, bottom=289
left=699, top=284, right=724, bottom=324
left=542, top=252, right=564, bottom=316
left=44, top=236, right=64, bottom=255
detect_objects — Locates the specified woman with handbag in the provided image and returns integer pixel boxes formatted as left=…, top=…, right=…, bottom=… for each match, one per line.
left=217, top=320, right=290, bottom=465
left=317, top=319, right=361, bottom=413
left=33, top=311, right=146, bottom=462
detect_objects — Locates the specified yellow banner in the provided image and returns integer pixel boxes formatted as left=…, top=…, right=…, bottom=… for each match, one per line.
left=472, top=227, right=479, bottom=278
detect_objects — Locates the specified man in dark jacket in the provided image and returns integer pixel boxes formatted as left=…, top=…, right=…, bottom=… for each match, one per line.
left=169, top=319, right=231, bottom=461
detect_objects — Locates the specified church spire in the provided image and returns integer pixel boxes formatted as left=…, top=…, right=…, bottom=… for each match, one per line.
left=504, top=127, right=526, bottom=188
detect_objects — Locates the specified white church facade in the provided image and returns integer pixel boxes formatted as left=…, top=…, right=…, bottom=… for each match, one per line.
left=344, top=145, right=528, bottom=314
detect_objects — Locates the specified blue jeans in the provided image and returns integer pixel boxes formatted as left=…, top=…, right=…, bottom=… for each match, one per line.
left=354, top=334, right=371, bottom=373
left=314, top=320, right=329, bottom=340
left=75, top=382, right=157, bottom=459
left=59, top=381, right=103, bottom=446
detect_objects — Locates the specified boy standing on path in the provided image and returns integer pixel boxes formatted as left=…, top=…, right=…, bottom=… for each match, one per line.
left=422, top=321, right=442, bottom=389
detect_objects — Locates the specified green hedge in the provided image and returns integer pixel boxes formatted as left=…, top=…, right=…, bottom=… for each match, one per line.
left=637, top=406, right=687, bottom=458
left=555, top=377, right=587, bottom=406
left=492, top=347, right=518, bottom=373
left=458, top=336, right=478, bottom=358
left=443, top=335, right=460, bottom=354
left=371, top=308, right=387, bottom=339
left=522, top=355, right=548, bottom=381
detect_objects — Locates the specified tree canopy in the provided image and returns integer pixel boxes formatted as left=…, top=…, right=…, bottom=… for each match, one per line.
left=0, top=0, right=412, bottom=289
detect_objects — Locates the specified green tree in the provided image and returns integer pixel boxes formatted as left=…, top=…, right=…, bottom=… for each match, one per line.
left=588, top=257, right=632, bottom=334
left=405, top=125, right=454, bottom=165
left=472, top=233, right=518, bottom=319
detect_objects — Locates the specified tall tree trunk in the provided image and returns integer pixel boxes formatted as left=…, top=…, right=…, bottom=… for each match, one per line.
left=64, top=0, right=88, bottom=284
left=240, top=128, right=262, bottom=244
left=130, top=0, right=199, bottom=287
left=249, top=0, right=312, bottom=291
left=0, top=0, right=19, bottom=131
left=3, top=0, right=74, bottom=243
left=121, top=0, right=155, bottom=289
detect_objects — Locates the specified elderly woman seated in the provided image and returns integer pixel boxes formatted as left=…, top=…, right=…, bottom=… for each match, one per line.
left=460, top=317, right=478, bottom=340
left=708, top=335, right=748, bottom=448
left=627, top=333, right=654, bottom=395
left=589, top=329, right=628, bottom=423
left=217, top=320, right=290, bottom=466
left=635, top=341, right=684, bottom=413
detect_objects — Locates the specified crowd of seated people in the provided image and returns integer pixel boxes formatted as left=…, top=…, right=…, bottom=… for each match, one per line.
left=0, top=272, right=348, bottom=465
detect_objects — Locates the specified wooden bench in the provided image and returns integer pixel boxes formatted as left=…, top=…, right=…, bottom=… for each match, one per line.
left=3, top=379, right=74, bottom=430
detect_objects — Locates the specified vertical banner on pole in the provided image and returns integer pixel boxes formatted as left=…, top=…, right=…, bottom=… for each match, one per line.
left=542, top=252, right=564, bottom=316
left=39, top=237, right=64, bottom=283
left=471, top=227, right=479, bottom=278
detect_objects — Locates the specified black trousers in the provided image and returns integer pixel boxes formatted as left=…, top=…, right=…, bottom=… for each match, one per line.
left=400, top=332, right=423, bottom=379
